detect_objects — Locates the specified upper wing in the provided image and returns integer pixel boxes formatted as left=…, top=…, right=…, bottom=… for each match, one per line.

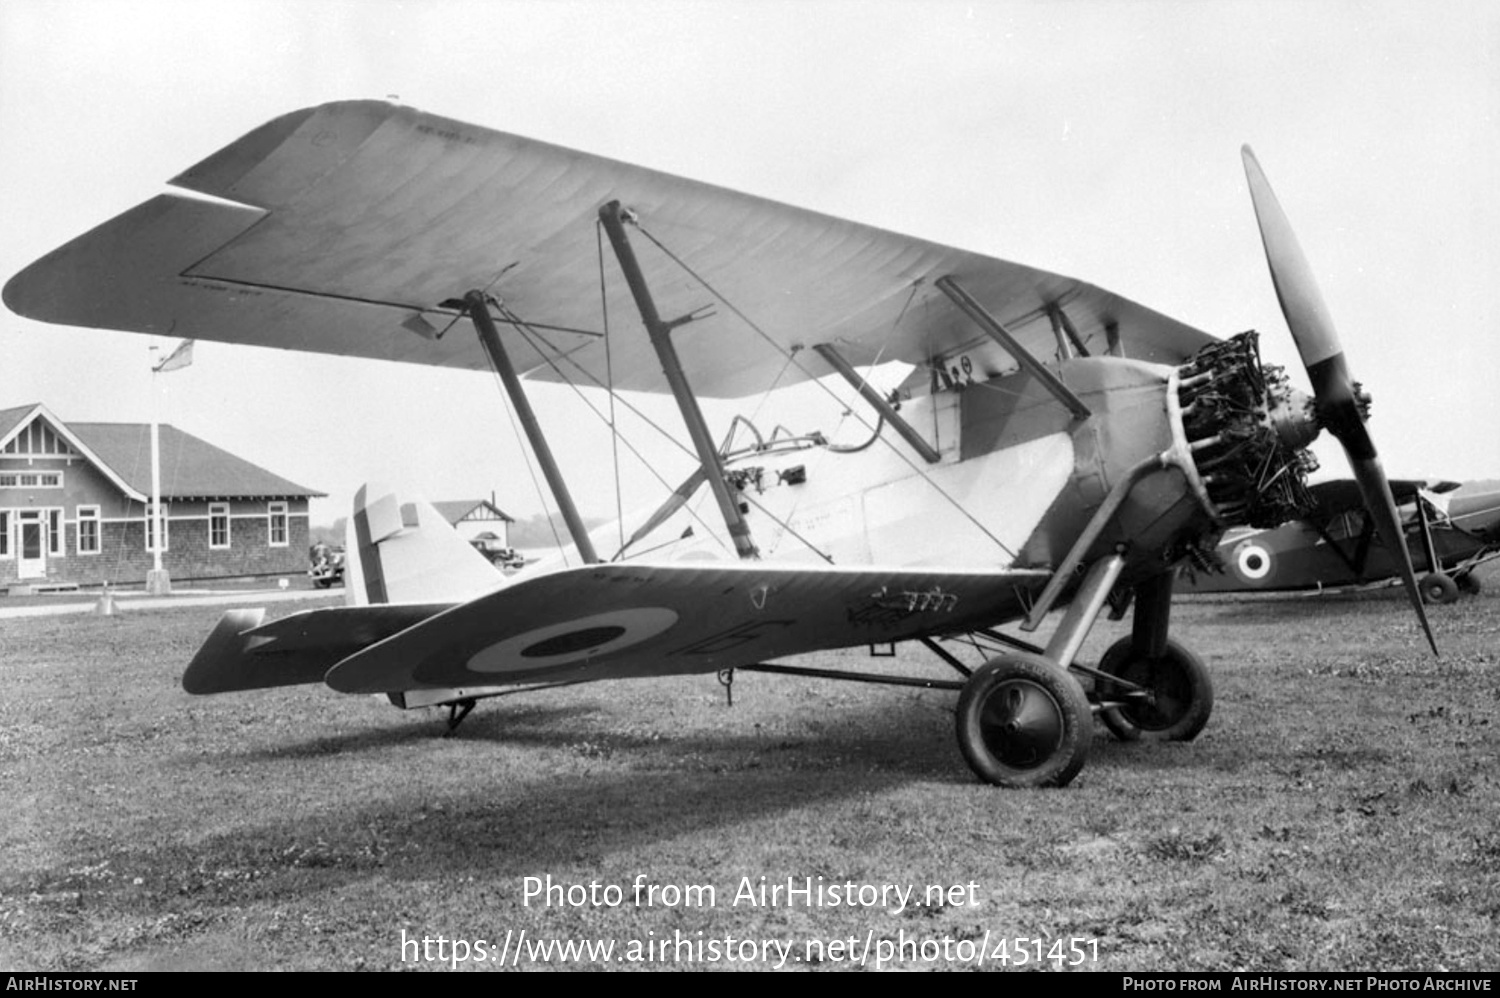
left=5, top=100, right=1213, bottom=399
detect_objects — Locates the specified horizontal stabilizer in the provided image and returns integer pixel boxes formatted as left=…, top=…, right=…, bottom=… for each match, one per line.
left=183, top=608, right=308, bottom=694
left=182, top=602, right=453, bottom=695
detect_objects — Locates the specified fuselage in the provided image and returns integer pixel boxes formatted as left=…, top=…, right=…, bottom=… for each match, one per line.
left=532, top=354, right=1223, bottom=613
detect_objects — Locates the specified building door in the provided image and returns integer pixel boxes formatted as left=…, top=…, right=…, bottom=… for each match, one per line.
left=17, top=511, right=45, bottom=579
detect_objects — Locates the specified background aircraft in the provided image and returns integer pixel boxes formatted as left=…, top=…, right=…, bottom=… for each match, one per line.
left=1182, top=478, right=1500, bottom=603
left=2, top=101, right=1437, bottom=788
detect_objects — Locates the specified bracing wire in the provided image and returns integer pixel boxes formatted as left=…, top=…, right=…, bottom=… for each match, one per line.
left=744, top=348, right=799, bottom=430
left=482, top=356, right=568, bottom=564
left=630, top=220, right=1017, bottom=561
left=496, top=302, right=696, bottom=463
left=595, top=221, right=625, bottom=553
left=500, top=310, right=730, bottom=557
left=498, top=301, right=825, bottom=562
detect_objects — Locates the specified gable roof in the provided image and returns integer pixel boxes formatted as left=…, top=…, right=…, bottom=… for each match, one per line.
left=432, top=499, right=514, bottom=525
left=2, top=402, right=146, bottom=498
left=72, top=423, right=323, bottom=500
left=2, top=404, right=321, bottom=500
left=0, top=405, right=33, bottom=444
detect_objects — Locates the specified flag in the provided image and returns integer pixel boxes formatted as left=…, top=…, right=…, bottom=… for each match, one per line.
left=153, top=339, right=194, bottom=373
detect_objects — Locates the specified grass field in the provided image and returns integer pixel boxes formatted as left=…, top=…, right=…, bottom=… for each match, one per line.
left=1, top=572, right=1496, bottom=972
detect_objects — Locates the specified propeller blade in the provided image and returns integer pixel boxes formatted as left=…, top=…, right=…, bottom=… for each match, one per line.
left=1241, top=146, right=1342, bottom=373
left=1241, top=146, right=1437, bottom=654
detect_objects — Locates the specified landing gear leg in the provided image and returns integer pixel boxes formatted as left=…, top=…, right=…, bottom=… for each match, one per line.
left=1093, top=572, right=1214, bottom=741
left=1420, top=572, right=1460, bottom=605
left=1414, top=496, right=1460, bottom=603
left=444, top=698, right=477, bottom=736
left=1096, top=637, right=1214, bottom=742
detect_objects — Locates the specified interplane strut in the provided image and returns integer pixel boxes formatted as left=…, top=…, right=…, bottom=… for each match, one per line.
left=598, top=201, right=759, bottom=560
left=465, top=290, right=600, bottom=564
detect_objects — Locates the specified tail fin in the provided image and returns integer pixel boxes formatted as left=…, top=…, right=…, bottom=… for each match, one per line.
left=345, top=482, right=506, bottom=606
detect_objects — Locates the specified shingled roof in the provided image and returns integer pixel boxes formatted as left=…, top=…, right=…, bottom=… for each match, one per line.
left=2, top=404, right=321, bottom=500
left=0, top=405, right=31, bottom=444
left=431, top=499, right=514, bottom=525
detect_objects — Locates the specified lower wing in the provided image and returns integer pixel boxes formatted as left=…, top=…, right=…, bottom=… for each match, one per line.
left=186, top=562, right=1049, bottom=696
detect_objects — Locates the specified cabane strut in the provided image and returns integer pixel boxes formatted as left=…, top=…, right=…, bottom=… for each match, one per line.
left=812, top=344, right=941, bottom=464
left=936, top=276, right=1093, bottom=420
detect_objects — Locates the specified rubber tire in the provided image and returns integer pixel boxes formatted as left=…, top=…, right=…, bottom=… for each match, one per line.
left=955, top=652, right=1092, bottom=788
left=1096, top=637, right=1214, bottom=743
left=1456, top=572, right=1481, bottom=596
left=1420, top=572, right=1460, bottom=605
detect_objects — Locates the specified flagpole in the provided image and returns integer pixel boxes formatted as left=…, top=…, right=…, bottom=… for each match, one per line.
left=146, top=344, right=171, bottom=595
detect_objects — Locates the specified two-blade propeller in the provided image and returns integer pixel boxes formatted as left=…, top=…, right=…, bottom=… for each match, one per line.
left=1241, top=146, right=1437, bottom=654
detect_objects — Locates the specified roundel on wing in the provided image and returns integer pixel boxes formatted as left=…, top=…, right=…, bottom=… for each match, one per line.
left=1233, top=540, right=1274, bottom=582
left=466, top=607, right=680, bottom=674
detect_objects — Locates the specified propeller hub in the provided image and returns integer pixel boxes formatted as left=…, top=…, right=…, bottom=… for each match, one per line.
left=1268, top=382, right=1320, bottom=452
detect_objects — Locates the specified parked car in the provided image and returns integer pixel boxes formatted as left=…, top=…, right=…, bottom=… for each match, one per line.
left=468, top=532, right=527, bottom=569
left=308, top=543, right=345, bottom=589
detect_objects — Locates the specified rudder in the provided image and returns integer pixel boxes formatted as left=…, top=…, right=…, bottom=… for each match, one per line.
left=345, top=482, right=506, bottom=606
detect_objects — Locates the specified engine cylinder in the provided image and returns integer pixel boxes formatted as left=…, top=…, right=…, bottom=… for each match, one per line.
left=1174, top=332, right=1318, bottom=528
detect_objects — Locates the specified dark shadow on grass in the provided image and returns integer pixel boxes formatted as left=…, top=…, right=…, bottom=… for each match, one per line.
left=53, top=695, right=977, bottom=913
left=216, top=702, right=612, bottom=761
left=212, top=697, right=962, bottom=780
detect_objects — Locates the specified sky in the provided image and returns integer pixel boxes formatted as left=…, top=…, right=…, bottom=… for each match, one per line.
left=3, top=0, right=1497, bottom=532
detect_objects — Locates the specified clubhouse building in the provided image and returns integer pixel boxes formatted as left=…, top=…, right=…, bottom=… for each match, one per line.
left=1, top=403, right=322, bottom=589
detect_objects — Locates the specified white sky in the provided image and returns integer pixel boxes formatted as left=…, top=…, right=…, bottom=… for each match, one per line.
left=3, top=0, right=1497, bottom=529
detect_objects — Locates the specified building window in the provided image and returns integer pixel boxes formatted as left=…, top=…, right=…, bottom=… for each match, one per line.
left=145, top=502, right=169, bottom=553
left=0, top=471, right=63, bottom=488
left=268, top=502, right=288, bottom=547
left=46, top=509, right=63, bottom=556
left=77, top=506, right=100, bottom=555
left=0, top=510, right=10, bottom=558
left=210, top=503, right=231, bottom=549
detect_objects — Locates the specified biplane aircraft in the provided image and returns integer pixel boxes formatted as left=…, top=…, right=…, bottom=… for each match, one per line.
left=3, top=101, right=1438, bottom=787
left=1182, top=478, right=1500, bottom=602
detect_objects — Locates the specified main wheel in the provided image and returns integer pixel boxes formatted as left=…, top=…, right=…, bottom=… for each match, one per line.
left=955, top=653, right=1091, bottom=788
left=1421, top=572, right=1460, bottom=604
left=1095, top=637, right=1213, bottom=743
left=1456, top=571, right=1482, bottom=596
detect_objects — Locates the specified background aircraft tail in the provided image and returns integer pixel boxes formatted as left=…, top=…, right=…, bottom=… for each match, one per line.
left=344, top=482, right=507, bottom=606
